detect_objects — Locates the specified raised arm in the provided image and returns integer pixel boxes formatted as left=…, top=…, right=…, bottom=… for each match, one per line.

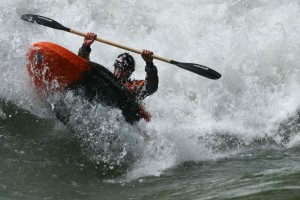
left=136, top=50, right=159, bottom=100
left=78, top=32, right=97, bottom=60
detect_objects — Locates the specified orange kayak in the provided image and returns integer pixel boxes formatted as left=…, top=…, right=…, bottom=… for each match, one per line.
left=26, top=42, right=151, bottom=123
left=27, top=42, right=92, bottom=94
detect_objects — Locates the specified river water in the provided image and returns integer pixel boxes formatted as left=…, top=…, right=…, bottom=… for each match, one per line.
left=0, top=0, right=300, bottom=199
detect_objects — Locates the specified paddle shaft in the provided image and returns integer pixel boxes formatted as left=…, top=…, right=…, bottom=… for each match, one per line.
left=70, top=29, right=171, bottom=63
left=21, top=14, right=221, bottom=79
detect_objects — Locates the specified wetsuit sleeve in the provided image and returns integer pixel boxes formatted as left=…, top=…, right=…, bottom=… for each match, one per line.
left=78, top=45, right=91, bottom=60
left=136, top=62, right=159, bottom=101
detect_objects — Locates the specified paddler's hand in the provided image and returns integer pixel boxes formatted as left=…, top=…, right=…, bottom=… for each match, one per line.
left=141, top=49, right=153, bottom=63
left=83, top=32, right=97, bottom=47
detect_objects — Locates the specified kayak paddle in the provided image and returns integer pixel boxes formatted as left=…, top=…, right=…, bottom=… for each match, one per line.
left=21, top=14, right=221, bottom=79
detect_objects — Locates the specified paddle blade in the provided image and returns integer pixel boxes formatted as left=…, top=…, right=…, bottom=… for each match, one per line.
left=21, top=14, right=70, bottom=32
left=170, top=60, right=221, bottom=79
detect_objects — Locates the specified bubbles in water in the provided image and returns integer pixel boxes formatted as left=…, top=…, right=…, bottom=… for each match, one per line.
left=1, top=0, right=300, bottom=179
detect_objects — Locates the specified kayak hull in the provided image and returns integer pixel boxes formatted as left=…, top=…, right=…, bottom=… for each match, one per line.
left=27, top=42, right=92, bottom=93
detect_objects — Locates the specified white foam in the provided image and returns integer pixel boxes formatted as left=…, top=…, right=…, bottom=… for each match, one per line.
left=1, top=0, right=300, bottom=179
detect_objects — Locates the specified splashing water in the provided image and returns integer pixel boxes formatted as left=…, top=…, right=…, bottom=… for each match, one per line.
left=0, top=0, right=300, bottom=181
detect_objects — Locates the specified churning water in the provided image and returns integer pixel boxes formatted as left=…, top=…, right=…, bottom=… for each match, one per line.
left=0, top=0, right=300, bottom=199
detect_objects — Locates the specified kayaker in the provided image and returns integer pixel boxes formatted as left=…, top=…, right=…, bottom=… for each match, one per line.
left=78, top=32, right=159, bottom=101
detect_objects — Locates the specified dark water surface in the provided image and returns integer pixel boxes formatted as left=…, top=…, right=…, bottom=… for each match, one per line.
left=1, top=0, right=300, bottom=199
left=1, top=101, right=300, bottom=200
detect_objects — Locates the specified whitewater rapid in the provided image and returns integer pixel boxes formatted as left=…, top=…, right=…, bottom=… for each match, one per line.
left=1, top=0, right=300, bottom=179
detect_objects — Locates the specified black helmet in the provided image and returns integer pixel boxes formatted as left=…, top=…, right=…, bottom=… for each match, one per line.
left=114, top=53, right=135, bottom=71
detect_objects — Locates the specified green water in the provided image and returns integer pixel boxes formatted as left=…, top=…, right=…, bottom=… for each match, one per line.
left=1, top=101, right=300, bottom=200
left=1, top=0, right=300, bottom=199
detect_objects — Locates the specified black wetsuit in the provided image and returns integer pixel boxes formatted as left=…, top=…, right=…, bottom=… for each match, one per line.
left=78, top=45, right=159, bottom=101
